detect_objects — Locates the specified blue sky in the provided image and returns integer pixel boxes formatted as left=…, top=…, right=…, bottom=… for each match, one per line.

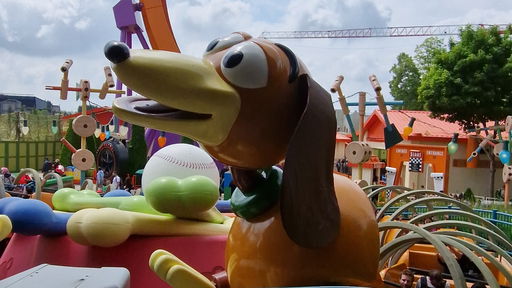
left=0, top=0, right=511, bottom=112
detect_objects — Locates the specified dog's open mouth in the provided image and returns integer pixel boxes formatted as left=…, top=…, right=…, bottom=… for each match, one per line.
left=132, top=99, right=212, bottom=120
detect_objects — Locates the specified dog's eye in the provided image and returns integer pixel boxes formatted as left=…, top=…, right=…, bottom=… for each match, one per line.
left=204, top=33, right=245, bottom=55
left=220, top=42, right=268, bottom=89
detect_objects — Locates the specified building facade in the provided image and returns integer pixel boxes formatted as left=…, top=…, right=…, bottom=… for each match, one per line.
left=0, top=94, right=60, bottom=114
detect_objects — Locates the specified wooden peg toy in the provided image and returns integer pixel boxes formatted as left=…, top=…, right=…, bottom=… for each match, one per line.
left=59, top=59, right=73, bottom=100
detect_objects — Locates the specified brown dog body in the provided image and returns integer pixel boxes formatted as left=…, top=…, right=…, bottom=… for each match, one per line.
left=227, top=173, right=380, bottom=287
left=106, top=32, right=382, bottom=287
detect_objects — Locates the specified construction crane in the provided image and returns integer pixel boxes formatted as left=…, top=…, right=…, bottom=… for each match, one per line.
left=260, top=24, right=509, bottom=39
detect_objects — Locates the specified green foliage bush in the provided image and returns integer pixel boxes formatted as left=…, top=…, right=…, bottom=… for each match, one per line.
left=127, top=124, right=147, bottom=175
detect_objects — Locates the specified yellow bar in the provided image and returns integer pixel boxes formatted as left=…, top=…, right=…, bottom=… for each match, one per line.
left=89, top=88, right=125, bottom=94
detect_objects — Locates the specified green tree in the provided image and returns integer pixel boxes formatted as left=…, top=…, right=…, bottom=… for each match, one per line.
left=127, top=124, right=148, bottom=175
left=76, top=105, right=97, bottom=113
left=389, top=53, right=423, bottom=110
left=60, top=120, right=80, bottom=166
left=414, top=37, right=446, bottom=74
left=419, top=25, right=512, bottom=196
left=419, top=26, right=512, bottom=128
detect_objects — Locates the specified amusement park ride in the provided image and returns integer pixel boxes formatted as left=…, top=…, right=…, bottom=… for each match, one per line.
left=45, top=60, right=125, bottom=184
left=1, top=1, right=512, bottom=288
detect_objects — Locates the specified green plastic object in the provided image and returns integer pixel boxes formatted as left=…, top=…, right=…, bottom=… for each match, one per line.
left=144, top=175, right=224, bottom=223
left=43, top=176, right=74, bottom=187
left=223, top=186, right=232, bottom=200
left=52, top=188, right=164, bottom=215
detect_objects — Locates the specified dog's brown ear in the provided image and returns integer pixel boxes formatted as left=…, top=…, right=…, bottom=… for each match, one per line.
left=281, top=74, right=340, bottom=248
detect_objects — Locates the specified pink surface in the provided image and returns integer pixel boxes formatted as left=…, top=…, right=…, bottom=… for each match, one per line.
left=0, top=233, right=227, bottom=288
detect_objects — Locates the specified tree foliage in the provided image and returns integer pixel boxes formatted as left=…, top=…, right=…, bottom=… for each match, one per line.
left=127, top=124, right=148, bottom=175
left=418, top=26, right=512, bottom=129
left=389, top=37, right=446, bottom=110
left=389, top=53, right=423, bottom=110
left=414, top=37, right=446, bottom=74
left=60, top=120, right=80, bottom=166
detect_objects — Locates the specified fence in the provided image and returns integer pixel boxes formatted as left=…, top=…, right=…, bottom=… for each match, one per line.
left=0, top=141, right=61, bottom=172
left=382, top=205, right=512, bottom=240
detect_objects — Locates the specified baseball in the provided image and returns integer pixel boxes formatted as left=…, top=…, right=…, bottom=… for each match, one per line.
left=141, top=144, right=220, bottom=192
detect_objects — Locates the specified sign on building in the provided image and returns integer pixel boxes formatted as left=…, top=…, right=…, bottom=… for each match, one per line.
left=409, top=150, right=423, bottom=172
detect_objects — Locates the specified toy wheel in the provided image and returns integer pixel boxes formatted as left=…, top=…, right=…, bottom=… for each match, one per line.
left=96, top=139, right=129, bottom=179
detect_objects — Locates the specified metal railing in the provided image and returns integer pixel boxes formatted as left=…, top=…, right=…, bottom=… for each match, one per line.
left=381, top=205, right=512, bottom=240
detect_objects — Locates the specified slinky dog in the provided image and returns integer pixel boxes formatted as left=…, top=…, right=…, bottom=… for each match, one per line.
left=105, top=32, right=382, bottom=288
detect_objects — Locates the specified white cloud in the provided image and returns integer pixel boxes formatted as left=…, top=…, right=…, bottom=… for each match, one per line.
left=74, top=18, right=91, bottom=30
left=283, top=0, right=390, bottom=30
left=1, top=0, right=512, bottom=114
left=0, top=0, right=115, bottom=55
left=0, top=3, right=19, bottom=42
left=36, top=24, right=54, bottom=38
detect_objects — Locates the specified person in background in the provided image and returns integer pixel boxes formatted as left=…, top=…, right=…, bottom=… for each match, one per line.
left=400, top=269, right=415, bottom=288
left=0, top=167, right=15, bottom=191
left=341, top=156, right=348, bottom=173
left=42, top=158, right=52, bottom=175
left=96, top=167, right=104, bottom=192
left=416, top=270, right=449, bottom=288
left=438, top=245, right=482, bottom=280
left=124, top=173, right=133, bottom=193
left=18, top=173, right=32, bottom=185
left=53, top=159, right=65, bottom=175
left=335, top=159, right=342, bottom=172
left=102, top=178, right=111, bottom=194
left=112, top=171, right=121, bottom=190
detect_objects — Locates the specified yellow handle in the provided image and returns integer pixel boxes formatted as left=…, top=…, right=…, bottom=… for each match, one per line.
left=149, top=249, right=215, bottom=288
left=0, top=215, right=12, bottom=241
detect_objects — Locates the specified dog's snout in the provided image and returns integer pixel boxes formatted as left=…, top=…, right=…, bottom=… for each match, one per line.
left=104, top=41, right=130, bottom=64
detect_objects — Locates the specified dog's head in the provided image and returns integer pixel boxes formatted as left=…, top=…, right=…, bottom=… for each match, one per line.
left=106, top=32, right=340, bottom=248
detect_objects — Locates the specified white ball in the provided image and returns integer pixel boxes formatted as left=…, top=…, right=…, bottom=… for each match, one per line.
left=141, top=144, right=220, bottom=192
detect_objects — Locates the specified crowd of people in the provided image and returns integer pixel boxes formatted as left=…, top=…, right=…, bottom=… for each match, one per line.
left=399, top=268, right=484, bottom=288
left=1, top=167, right=34, bottom=194
left=94, top=167, right=134, bottom=195
left=0, top=157, right=64, bottom=193
left=2, top=158, right=135, bottom=196
left=42, top=158, right=65, bottom=176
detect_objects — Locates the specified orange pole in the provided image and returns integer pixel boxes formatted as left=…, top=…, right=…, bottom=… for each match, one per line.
left=505, top=183, right=510, bottom=208
left=60, top=138, right=77, bottom=153
left=358, top=92, right=366, bottom=180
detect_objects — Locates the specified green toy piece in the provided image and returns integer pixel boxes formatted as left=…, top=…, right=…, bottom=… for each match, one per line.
left=52, top=188, right=164, bottom=216
left=53, top=175, right=225, bottom=224
left=144, top=175, right=224, bottom=223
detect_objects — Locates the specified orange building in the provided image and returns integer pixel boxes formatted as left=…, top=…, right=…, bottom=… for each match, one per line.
left=351, top=110, right=505, bottom=196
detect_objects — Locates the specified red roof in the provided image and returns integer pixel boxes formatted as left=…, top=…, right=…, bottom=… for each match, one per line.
left=336, top=132, right=352, bottom=142
left=61, top=107, right=120, bottom=125
left=364, top=110, right=508, bottom=143
left=364, top=110, right=466, bottom=142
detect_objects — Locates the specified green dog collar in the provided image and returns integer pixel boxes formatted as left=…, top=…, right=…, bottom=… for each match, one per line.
left=230, top=166, right=282, bottom=220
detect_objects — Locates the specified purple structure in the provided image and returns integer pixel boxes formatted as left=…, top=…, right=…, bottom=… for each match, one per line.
left=113, top=0, right=150, bottom=96
left=112, top=0, right=194, bottom=158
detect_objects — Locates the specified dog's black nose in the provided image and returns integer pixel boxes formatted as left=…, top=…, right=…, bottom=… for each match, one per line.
left=104, top=41, right=130, bottom=64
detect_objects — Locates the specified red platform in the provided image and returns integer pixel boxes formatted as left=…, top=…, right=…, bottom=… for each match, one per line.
left=0, top=233, right=227, bottom=288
